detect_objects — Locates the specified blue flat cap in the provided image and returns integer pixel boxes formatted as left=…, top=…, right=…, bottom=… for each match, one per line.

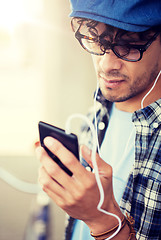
left=69, top=0, right=161, bottom=32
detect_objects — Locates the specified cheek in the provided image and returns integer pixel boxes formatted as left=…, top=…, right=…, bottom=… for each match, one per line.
left=91, top=55, right=101, bottom=72
left=126, top=57, right=155, bottom=83
left=129, top=62, right=159, bottom=94
left=140, top=42, right=161, bottom=71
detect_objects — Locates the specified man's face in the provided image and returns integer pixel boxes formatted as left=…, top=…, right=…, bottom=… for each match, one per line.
left=91, top=23, right=161, bottom=110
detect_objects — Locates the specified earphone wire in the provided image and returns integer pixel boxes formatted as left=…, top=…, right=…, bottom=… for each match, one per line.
left=93, top=81, right=122, bottom=239
left=65, top=70, right=161, bottom=239
left=65, top=113, right=122, bottom=240
left=94, top=81, right=101, bottom=155
left=65, top=81, right=122, bottom=240
left=141, top=70, right=161, bottom=109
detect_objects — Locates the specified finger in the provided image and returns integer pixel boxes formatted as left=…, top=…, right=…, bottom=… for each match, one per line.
left=38, top=165, right=65, bottom=197
left=42, top=137, right=96, bottom=199
left=34, top=140, right=40, bottom=148
left=80, top=145, right=93, bottom=168
left=36, top=145, right=76, bottom=188
left=38, top=166, right=68, bottom=208
left=36, top=144, right=93, bottom=208
left=38, top=166, right=84, bottom=212
left=81, top=145, right=113, bottom=177
left=36, top=145, right=70, bottom=180
left=35, top=145, right=48, bottom=162
left=43, top=136, right=89, bottom=178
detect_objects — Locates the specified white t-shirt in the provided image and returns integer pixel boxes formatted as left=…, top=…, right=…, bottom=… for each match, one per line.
left=71, top=104, right=135, bottom=240
left=100, top=104, right=135, bottom=203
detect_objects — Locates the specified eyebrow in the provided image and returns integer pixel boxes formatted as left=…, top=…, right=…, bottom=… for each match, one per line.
left=99, top=30, right=150, bottom=45
left=120, top=34, right=143, bottom=43
left=98, top=32, right=141, bottom=44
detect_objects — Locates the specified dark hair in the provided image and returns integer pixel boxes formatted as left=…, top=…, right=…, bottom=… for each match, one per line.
left=72, top=17, right=161, bottom=43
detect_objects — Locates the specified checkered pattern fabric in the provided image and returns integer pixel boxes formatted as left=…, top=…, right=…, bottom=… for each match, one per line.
left=120, top=100, right=161, bottom=239
left=65, top=92, right=161, bottom=240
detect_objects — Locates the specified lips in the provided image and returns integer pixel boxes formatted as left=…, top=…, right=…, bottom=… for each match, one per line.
left=101, top=76, right=125, bottom=88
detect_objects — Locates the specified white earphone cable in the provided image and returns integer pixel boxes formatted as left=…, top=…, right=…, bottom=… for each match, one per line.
left=65, top=69, right=161, bottom=239
left=65, top=112, right=122, bottom=240
left=141, top=70, right=161, bottom=109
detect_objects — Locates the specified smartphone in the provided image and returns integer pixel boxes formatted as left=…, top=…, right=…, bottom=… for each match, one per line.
left=38, top=121, right=79, bottom=176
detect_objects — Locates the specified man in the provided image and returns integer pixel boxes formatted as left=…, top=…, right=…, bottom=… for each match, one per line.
left=36, top=1, right=161, bottom=239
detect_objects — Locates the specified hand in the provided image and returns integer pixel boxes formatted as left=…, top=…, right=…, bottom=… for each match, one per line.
left=36, top=136, right=123, bottom=233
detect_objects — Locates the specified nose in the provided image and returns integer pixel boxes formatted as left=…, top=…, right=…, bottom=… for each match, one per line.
left=99, top=51, right=123, bottom=73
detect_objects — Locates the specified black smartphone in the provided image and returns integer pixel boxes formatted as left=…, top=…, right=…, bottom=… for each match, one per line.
left=38, top=121, right=79, bottom=176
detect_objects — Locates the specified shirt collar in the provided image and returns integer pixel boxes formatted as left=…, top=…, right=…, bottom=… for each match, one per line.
left=132, top=99, right=161, bottom=131
left=96, top=88, right=161, bottom=130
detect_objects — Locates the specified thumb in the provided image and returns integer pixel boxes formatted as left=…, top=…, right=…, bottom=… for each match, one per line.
left=81, top=145, right=112, bottom=177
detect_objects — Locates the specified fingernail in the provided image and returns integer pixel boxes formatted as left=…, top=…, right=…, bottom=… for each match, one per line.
left=44, top=136, right=55, bottom=147
left=34, top=141, right=40, bottom=148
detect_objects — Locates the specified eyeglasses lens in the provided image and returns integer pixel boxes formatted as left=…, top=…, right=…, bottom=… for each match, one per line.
left=81, top=38, right=103, bottom=54
left=72, top=19, right=142, bottom=61
left=113, top=46, right=141, bottom=61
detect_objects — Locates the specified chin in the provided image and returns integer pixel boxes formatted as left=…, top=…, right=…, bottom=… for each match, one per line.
left=101, top=90, right=131, bottom=103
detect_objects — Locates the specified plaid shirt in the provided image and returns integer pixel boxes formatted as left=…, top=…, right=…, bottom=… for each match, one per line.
left=65, top=91, right=161, bottom=240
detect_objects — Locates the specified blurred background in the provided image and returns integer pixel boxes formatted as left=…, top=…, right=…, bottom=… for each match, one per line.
left=0, top=1, right=96, bottom=240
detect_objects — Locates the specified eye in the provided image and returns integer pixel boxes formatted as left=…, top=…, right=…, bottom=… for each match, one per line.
left=114, top=45, right=131, bottom=57
left=114, top=45, right=141, bottom=61
left=88, top=28, right=99, bottom=39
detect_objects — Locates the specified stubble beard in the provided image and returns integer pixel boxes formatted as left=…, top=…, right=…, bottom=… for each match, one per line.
left=99, top=65, right=159, bottom=103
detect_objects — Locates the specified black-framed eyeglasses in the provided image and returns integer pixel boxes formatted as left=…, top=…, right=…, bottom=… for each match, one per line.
left=71, top=19, right=160, bottom=62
